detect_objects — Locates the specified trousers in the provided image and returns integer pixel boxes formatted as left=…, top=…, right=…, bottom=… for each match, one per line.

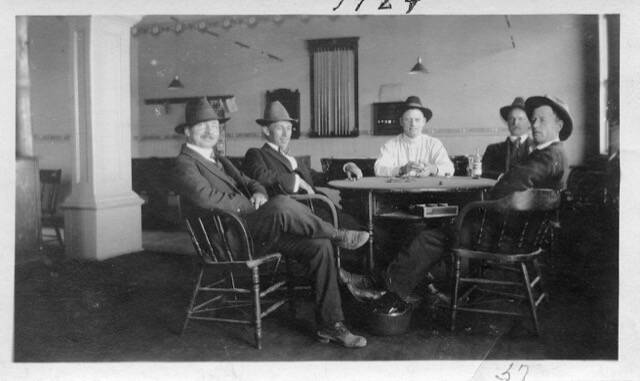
left=242, top=195, right=344, bottom=326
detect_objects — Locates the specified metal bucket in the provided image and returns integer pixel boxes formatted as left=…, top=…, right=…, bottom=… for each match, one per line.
left=367, top=304, right=413, bottom=336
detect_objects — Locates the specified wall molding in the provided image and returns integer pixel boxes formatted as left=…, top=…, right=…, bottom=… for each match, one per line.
left=34, top=134, right=72, bottom=141
left=134, top=127, right=505, bottom=142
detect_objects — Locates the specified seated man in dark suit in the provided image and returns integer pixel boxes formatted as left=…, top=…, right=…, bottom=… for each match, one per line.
left=173, top=98, right=370, bottom=348
left=243, top=101, right=387, bottom=296
left=243, top=100, right=362, bottom=197
left=345, top=95, right=572, bottom=310
left=482, top=97, right=535, bottom=179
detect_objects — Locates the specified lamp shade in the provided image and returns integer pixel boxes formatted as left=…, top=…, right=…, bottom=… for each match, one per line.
left=409, top=57, right=428, bottom=74
left=168, top=75, right=184, bottom=90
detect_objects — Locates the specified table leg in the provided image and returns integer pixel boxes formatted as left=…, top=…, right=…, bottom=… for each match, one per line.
left=367, top=190, right=374, bottom=272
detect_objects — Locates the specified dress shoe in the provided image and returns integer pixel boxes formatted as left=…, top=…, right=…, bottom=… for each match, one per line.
left=339, top=268, right=376, bottom=288
left=339, top=268, right=385, bottom=300
left=332, top=229, right=370, bottom=250
left=427, top=283, right=451, bottom=305
left=372, top=291, right=410, bottom=315
left=317, top=321, right=367, bottom=348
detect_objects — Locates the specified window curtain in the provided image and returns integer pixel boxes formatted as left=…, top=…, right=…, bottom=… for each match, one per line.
left=308, top=37, right=359, bottom=137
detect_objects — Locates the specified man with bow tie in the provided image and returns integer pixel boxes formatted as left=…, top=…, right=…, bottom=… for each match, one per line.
left=173, top=98, right=369, bottom=348
left=482, top=97, right=535, bottom=179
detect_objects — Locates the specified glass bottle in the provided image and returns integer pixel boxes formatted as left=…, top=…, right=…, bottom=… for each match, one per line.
left=471, top=148, right=482, bottom=179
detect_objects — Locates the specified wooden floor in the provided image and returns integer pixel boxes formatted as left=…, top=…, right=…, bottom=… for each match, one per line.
left=14, top=224, right=618, bottom=362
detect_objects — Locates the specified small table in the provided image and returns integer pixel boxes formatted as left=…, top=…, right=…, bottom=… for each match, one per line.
left=328, top=176, right=496, bottom=271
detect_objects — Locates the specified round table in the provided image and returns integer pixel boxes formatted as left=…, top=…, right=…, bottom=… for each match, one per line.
left=328, top=176, right=496, bottom=270
left=329, top=176, right=496, bottom=193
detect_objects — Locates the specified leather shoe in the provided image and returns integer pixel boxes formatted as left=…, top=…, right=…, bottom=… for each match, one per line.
left=372, top=291, right=410, bottom=314
left=339, top=268, right=376, bottom=288
left=427, top=283, right=451, bottom=305
left=332, top=229, right=369, bottom=250
left=317, top=321, right=367, bottom=348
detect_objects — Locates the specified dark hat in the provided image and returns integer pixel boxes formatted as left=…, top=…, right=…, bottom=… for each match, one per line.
left=398, top=96, right=433, bottom=122
left=175, top=97, right=230, bottom=134
left=499, top=97, right=527, bottom=121
left=525, top=95, right=573, bottom=141
left=256, top=100, right=298, bottom=126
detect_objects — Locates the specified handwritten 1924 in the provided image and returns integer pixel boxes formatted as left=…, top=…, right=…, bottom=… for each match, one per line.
left=333, top=0, right=421, bottom=14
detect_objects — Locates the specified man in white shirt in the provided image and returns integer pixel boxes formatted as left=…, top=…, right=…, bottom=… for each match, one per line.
left=374, top=96, right=454, bottom=177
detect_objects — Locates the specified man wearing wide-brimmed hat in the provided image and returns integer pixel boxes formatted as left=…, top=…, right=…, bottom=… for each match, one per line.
left=482, top=97, right=535, bottom=179
left=345, top=95, right=572, bottom=311
left=243, top=100, right=363, bottom=197
left=173, top=98, right=370, bottom=348
left=374, top=96, right=454, bottom=177
left=489, top=94, right=571, bottom=198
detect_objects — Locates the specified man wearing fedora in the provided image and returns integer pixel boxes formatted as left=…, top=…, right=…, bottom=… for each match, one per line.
left=374, top=96, right=454, bottom=177
left=173, top=98, right=369, bottom=348
left=243, top=100, right=363, bottom=198
left=347, top=95, right=572, bottom=311
left=482, top=97, right=535, bottom=179
left=244, top=100, right=388, bottom=299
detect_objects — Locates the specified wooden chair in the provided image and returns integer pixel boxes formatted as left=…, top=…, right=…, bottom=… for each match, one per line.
left=39, top=169, right=64, bottom=247
left=182, top=194, right=339, bottom=349
left=449, top=189, right=560, bottom=335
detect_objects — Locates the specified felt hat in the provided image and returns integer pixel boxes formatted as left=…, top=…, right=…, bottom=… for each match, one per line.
left=499, top=96, right=527, bottom=121
left=256, top=100, right=298, bottom=126
left=398, top=96, right=433, bottom=122
left=175, top=97, right=229, bottom=134
left=525, top=95, right=573, bottom=141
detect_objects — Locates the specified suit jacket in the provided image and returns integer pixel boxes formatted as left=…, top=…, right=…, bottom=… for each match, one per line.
left=243, top=143, right=325, bottom=196
left=490, top=141, right=566, bottom=200
left=482, top=137, right=534, bottom=179
left=174, top=144, right=267, bottom=217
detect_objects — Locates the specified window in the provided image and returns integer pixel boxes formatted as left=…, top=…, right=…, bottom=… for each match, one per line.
left=598, top=14, right=619, bottom=155
left=307, top=37, right=359, bottom=137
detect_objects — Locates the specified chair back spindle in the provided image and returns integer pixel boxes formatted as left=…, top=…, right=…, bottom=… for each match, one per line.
left=39, top=169, right=62, bottom=216
left=185, top=209, right=257, bottom=264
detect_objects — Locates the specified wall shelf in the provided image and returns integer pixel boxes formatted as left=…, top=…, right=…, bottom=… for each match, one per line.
left=144, top=95, right=234, bottom=105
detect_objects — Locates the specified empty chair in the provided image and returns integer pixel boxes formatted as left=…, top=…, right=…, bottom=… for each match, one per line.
left=40, top=169, right=64, bottom=248
left=449, top=189, right=560, bottom=335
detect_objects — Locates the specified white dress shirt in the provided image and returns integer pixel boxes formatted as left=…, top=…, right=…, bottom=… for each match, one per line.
left=186, top=143, right=216, bottom=163
left=509, top=134, right=529, bottom=144
left=266, top=142, right=301, bottom=192
left=534, top=138, right=560, bottom=151
left=374, top=133, right=455, bottom=177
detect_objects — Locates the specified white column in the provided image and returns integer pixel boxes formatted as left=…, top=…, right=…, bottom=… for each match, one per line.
left=62, top=16, right=144, bottom=261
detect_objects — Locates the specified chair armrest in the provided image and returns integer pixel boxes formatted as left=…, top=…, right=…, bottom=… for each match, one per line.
left=246, top=253, right=282, bottom=269
left=454, top=199, right=501, bottom=234
left=289, top=193, right=339, bottom=228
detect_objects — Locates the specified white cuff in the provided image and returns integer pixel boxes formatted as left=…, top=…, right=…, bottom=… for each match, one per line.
left=293, top=174, right=301, bottom=192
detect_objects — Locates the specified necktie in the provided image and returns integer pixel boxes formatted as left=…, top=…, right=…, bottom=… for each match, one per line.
left=513, top=139, right=522, bottom=158
left=210, top=151, right=223, bottom=169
